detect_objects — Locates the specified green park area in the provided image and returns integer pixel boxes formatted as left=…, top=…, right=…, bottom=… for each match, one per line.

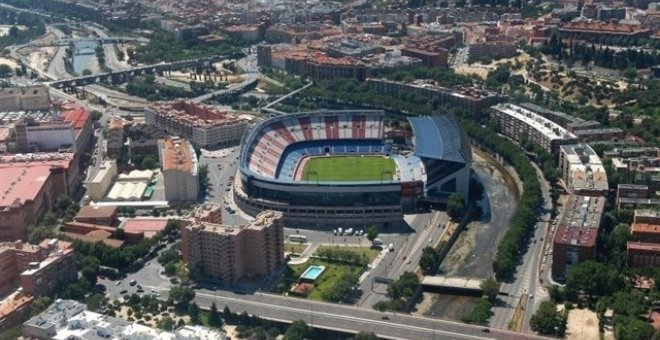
left=301, top=156, right=396, bottom=182
left=287, top=259, right=363, bottom=302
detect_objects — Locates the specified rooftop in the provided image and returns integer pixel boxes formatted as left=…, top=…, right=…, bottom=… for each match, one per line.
left=75, top=205, right=117, bottom=221
left=121, top=218, right=168, bottom=239
left=491, top=103, right=576, bottom=141
left=0, top=292, right=32, bottom=320
left=554, top=224, right=598, bottom=247
left=59, top=105, right=91, bottom=130
left=24, top=299, right=225, bottom=339
left=160, top=137, right=197, bottom=174
left=559, top=194, right=606, bottom=230
left=186, top=210, right=281, bottom=235
left=561, top=20, right=651, bottom=34
left=561, top=144, right=609, bottom=192
left=147, top=101, right=247, bottom=129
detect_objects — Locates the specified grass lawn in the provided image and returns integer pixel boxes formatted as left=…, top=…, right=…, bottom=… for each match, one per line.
left=288, top=259, right=364, bottom=301
left=315, top=245, right=381, bottom=262
left=284, top=242, right=308, bottom=254
left=301, top=156, right=396, bottom=182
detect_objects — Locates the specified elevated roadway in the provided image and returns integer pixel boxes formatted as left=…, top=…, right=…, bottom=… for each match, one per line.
left=189, top=289, right=551, bottom=340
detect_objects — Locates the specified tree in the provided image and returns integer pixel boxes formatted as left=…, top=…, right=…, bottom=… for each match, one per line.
left=284, top=320, right=311, bottom=340
left=566, top=261, right=625, bottom=301
left=208, top=302, right=222, bottom=327
left=614, top=316, right=655, bottom=340
left=82, top=69, right=92, bottom=75
left=157, top=316, right=175, bottom=331
left=446, top=193, right=466, bottom=220
left=530, top=301, right=565, bottom=335
left=419, top=247, right=439, bottom=275
left=80, top=256, right=101, bottom=285
left=30, top=296, right=52, bottom=316
left=141, top=155, right=157, bottom=169
left=0, top=64, right=10, bottom=78
left=480, top=278, right=500, bottom=303
left=169, top=286, right=195, bottom=311
left=8, top=25, right=18, bottom=38
left=187, top=302, right=201, bottom=324
left=198, top=164, right=209, bottom=190
left=366, top=226, right=379, bottom=243
left=354, top=332, right=378, bottom=340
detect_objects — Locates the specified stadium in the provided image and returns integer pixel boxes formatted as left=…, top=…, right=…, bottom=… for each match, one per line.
left=234, top=110, right=472, bottom=227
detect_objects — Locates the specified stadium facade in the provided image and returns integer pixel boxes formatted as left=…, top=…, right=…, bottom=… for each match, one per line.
left=234, top=110, right=471, bottom=227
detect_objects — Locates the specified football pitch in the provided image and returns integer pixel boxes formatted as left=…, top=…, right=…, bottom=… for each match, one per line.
left=301, top=156, right=396, bottom=182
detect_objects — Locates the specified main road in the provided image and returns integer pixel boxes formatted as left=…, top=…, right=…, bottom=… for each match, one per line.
left=489, top=163, right=553, bottom=330
left=188, top=288, right=550, bottom=340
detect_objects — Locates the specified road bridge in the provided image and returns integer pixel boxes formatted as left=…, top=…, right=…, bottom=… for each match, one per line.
left=48, top=56, right=227, bottom=89
left=421, top=276, right=484, bottom=296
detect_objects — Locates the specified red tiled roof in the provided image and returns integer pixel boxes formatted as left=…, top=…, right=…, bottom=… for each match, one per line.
left=61, top=107, right=91, bottom=130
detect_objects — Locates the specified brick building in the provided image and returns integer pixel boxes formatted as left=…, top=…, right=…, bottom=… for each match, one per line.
left=181, top=211, right=284, bottom=283
left=552, top=195, right=605, bottom=280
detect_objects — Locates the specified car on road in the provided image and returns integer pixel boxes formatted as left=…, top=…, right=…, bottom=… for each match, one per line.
left=115, top=281, right=121, bottom=286
left=119, top=289, right=127, bottom=294
left=129, top=280, right=137, bottom=286
left=381, top=316, right=389, bottom=320
left=136, top=284, right=142, bottom=290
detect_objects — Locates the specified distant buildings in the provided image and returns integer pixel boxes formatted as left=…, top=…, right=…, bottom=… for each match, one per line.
left=181, top=210, right=284, bottom=283
left=0, top=86, right=50, bottom=112
left=367, top=78, right=502, bottom=114
left=0, top=153, right=79, bottom=241
left=488, top=104, right=577, bottom=153
left=559, top=20, right=652, bottom=41
left=628, top=210, right=660, bottom=268
left=559, top=144, right=609, bottom=196
left=159, top=137, right=199, bottom=202
left=145, top=101, right=248, bottom=149
left=552, top=195, right=606, bottom=280
left=23, top=299, right=226, bottom=340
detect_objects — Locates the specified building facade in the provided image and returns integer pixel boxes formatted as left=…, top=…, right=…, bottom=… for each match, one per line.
left=180, top=211, right=284, bottom=283
left=158, top=137, right=199, bottom=202
left=489, top=104, right=577, bottom=153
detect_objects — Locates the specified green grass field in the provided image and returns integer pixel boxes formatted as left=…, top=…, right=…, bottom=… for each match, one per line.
left=301, top=156, right=396, bottom=182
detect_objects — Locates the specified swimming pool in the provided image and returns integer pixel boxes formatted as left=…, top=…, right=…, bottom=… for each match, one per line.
left=300, top=265, right=326, bottom=281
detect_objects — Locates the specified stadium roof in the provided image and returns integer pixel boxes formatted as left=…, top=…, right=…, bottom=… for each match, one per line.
left=407, top=115, right=471, bottom=164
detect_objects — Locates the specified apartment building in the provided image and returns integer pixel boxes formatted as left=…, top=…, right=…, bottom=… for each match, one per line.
left=181, top=211, right=284, bottom=283
left=552, top=195, right=605, bottom=280
left=559, top=144, right=609, bottom=196
left=145, top=101, right=248, bottom=149
left=158, top=137, right=199, bottom=202
left=468, top=42, right=517, bottom=62
left=0, top=86, right=50, bottom=112
left=489, top=103, right=577, bottom=153
left=0, top=239, right=75, bottom=297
